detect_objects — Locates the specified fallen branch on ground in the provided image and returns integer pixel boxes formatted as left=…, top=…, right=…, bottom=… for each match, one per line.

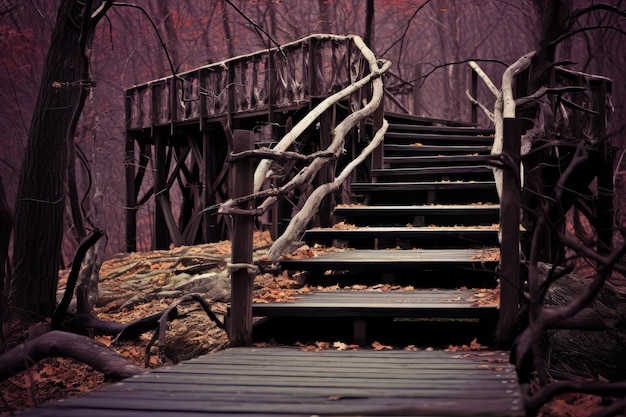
left=0, top=330, right=143, bottom=381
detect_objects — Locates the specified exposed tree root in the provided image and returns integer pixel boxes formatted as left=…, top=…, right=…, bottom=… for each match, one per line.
left=0, top=330, right=143, bottom=381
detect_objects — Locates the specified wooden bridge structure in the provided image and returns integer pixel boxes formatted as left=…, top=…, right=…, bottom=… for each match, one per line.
left=29, top=34, right=612, bottom=417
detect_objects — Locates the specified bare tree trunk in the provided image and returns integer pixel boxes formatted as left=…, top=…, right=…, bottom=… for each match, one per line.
left=10, top=0, right=111, bottom=321
left=11, top=1, right=89, bottom=320
left=529, top=0, right=572, bottom=91
left=0, top=176, right=12, bottom=349
left=221, top=0, right=235, bottom=58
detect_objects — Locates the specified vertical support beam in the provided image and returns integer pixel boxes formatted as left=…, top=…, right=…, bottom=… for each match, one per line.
left=317, top=107, right=334, bottom=227
left=412, top=64, right=421, bottom=116
left=229, top=130, right=255, bottom=347
left=308, top=38, right=317, bottom=98
left=125, top=136, right=137, bottom=253
left=227, top=61, right=235, bottom=129
left=371, top=91, right=385, bottom=178
left=153, top=131, right=170, bottom=250
left=169, top=77, right=178, bottom=135
left=497, top=117, right=521, bottom=345
left=202, top=130, right=213, bottom=242
left=268, top=52, right=276, bottom=126
left=470, top=67, right=478, bottom=124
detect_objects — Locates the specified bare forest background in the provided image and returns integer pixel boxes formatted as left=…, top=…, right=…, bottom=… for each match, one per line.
left=0, top=0, right=624, bottom=266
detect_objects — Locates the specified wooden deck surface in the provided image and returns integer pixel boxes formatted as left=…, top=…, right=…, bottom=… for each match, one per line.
left=19, top=347, right=524, bottom=417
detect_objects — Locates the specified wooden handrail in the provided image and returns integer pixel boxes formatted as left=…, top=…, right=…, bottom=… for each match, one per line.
left=125, top=34, right=370, bottom=130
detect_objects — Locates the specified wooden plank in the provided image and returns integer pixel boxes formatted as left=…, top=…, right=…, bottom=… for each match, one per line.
left=384, top=154, right=494, bottom=166
left=279, top=248, right=499, bottom=271
left=21, top=348, right=523, bottom=417
left=251, top=289, right=497, bottom=319
left=387, top=123, right=494, bottom=136
left=383, top=144, right=491, bottom=155
left=372, top=166, right=493, bottom=178
left=384, top=132, right=494, bottom=145
left=333, top=204, right=500, bottom=216
left=350, top=181, right=496, bottom=192
left=304, top=226, right=499, bottom=237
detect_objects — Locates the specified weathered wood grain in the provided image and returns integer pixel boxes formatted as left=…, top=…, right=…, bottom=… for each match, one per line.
left=19, top=347, right=523, bottom=417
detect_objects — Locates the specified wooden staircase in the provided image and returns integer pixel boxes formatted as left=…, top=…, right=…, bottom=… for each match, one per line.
left=252, top=113, right=503, bottom=347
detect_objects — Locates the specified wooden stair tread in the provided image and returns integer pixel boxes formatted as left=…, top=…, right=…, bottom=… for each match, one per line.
left=372, top=165, right=492, bottom=177
left=334, top=204, right=500, bottom=215
left=351, top=180, right=496, bottom=191
left=387, top=123, right=494, bottom=136
left=306, top=226, right=499, bottom=235
left=384, top=132, right=494, bottom=145
left=384, top=144, right=492, bottom=154
left=252, top=289, right=497, bottom=318
left=384, top=154, right=494, bottom=166
left=303, top=227, right=500, bottom=247
left=279, top=248, right=499, bottom=271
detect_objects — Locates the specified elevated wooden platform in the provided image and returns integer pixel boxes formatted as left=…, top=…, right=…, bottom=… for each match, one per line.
left=18, top=347, right=524, bottom=417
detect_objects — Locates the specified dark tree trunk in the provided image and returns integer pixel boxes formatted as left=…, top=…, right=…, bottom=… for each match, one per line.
left=364, top=0, right=375, bottom=52
left=0, top=177, right=12, bottom=338
left=529, top=0, right=572, bottom=91
left=11, top=1, right=94, bottom=320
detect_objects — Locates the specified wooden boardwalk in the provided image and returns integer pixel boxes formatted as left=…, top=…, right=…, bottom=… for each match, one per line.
left=18, top=347, right=524, bottom=417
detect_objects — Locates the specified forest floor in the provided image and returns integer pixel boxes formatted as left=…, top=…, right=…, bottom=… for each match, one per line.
left=0, top=230, right=614, bottom=417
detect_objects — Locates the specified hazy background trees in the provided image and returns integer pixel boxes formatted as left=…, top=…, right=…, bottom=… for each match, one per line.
left=0, top=0, right=623, bottom=264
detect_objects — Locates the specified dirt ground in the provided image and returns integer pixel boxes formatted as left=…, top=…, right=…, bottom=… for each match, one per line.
left=0, top=231, right=616, bottom=417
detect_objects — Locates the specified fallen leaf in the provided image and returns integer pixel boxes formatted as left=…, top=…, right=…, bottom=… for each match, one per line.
left=371, top=341, right=393, bottom=351
left=333, top=341, right=348, bottom=351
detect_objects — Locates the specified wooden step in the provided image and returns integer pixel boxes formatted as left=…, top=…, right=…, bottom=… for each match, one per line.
left=384, top=154, right=494, bottom=167
left=303, top=226, right=499, bottom=248
left=387, top=123, right=494, bottom=136
left=371, top=165, right=493, bottom=181
left=383, top=112, right=481, bottom=128
left=384, top=144, right=492, bottom=156
left=279, top=248, right=499, bottom=272
left=333, top=204, right=500, bottom=226
left=351, top=181, right=498, bottom=205
left=252, top=289, right=498, bottom=320
left=351, top=181, right=496, bottom=192
left=384, top=132, right=494, bottom=146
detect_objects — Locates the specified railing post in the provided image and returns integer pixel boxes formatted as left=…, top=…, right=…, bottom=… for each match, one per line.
left=227, top=61, right=235, bottom=129
left=412, top=64, right=421, bottom=116
left=497, top=117, right=521, bottom=345
left=125, top=136, right=136, bottom=253
left=371, top=89, right=385, bottom=177
left=228, top=130, right=255, bottom=347
left=470, top=67, right=478, bottom=124
left=308, top=38, right=317, bottom=98
left=169, top=77, right=178, bottom=135
left=153, top=131, right=170, bottom=250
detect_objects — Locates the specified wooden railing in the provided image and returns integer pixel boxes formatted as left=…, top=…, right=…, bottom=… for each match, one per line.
left=125, top=34, right=373, bottom=131
left=468, top=58, right=613, bottom=343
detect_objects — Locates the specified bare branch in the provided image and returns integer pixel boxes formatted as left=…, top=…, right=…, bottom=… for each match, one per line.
left=465, top=90, right=494, bottom=121
left=468, top=61, right=499, bottom=96
left=267, top=120, right=389, bottom=259
left=253, top=41, right=391, bottom=191
left=228, top=148, right=336, bottom=163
